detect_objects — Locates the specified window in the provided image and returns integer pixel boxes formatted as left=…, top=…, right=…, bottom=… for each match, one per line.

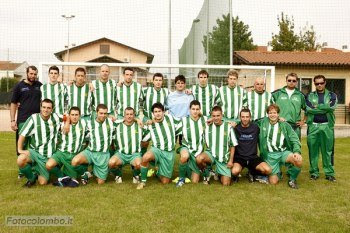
left=326, top=79, right=345, bottom=104
left=100, top=44, right=110, bottom=54
left=298, top=78, right=312, bottom=95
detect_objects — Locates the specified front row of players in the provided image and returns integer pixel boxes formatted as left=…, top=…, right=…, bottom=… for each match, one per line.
left=17, top=99, right=302, bottom=189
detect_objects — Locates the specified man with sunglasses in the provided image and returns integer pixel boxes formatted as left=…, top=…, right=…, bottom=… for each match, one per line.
left=271, top=73, right=306, bottom=180
left=305, top=75, right=337, bottom=182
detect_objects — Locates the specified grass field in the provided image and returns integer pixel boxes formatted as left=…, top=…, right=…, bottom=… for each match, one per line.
left=0, top=132, right=349, bottom=233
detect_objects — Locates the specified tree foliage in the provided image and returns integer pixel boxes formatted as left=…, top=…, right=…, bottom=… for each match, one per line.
left=203, top=14, right=256, bottom=65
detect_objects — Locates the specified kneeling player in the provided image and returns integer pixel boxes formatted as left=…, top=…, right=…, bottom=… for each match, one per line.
left=176, top=100, right=207, bottom=187
left=257, top=104, right=302, bottom=189
left=196, top=106, right=238, bottom=186
left=71, top=104, right=114, bottom=185
left=231, top=109, right=271, bottom=183
left=137, top=103, right=180, bottom=189
left=17, top=99, right=61, bottom=187
left=109, top=107, right=142, bottom=184
left=46, top=107, right=88, bottom=187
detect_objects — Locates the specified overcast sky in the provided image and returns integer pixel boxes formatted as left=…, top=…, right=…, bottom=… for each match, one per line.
left=0, top=0, right=349, bottom=65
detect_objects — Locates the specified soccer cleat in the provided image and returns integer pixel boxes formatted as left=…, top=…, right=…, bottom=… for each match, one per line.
left=115, top=176, right=123, bottom=184
left=310, top=175, right=319, bottom=181
left=288, top=180, right=298, bottom=189
left=210, top=170, right=219, bottom=181
left=53, top=176, right=72, bottom=187
left=136, top=182, right=146, bottom=190
left=23, top=179, right=36, bottom=188
left=67, top=179, right=79, bottom=188
left=132, top=175, right=140, bottom=184
left=246, top=172, right=254, bottom=183
left=326, top=176, right=336, bottom=182
left=203, top=177, right=210, bottom=185
left=185, top=178, right=191, bottom=184
left=172, top=177, right=180, bottom=183
left=176, top=178, right=185, bottom=187
left=18, top=172, right=25, bottom=179
left=81, top=172, right=91, bottom=185
left=255, top=175, right=269, bottom=184
left=232, top=176, right=239, bottom=183
left=147, top=168, right=155, bottom=177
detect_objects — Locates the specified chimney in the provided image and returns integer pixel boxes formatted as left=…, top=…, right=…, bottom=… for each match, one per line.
left=322, top=42, right=328, bottom=48
left=342, top=45, right=349, bottom=52
left=267, top=42, right=272, bottom=52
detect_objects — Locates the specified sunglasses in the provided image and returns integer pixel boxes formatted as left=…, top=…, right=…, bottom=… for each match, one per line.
left=315, top=82, right=325, bottom=86
left=287, top=79, right=297, bottom=83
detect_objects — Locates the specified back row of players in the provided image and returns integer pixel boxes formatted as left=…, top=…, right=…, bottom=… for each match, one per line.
left=12, top=65, right=337, bottom=189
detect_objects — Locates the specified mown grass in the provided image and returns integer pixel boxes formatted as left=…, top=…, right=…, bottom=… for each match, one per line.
left=0, top=132, right=349, bottom=232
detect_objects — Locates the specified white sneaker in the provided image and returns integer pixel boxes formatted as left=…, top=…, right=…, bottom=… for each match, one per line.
left=203, top=177, right=210, bottom=185
left=115, top=176, right=123, bottom=184
left=132, top=175, right=140, bottom=184
left=136, top=182, right=146, bottom=189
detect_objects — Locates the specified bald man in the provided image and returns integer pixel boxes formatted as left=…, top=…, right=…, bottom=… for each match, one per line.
left=247, top=77, right=272, bottom=121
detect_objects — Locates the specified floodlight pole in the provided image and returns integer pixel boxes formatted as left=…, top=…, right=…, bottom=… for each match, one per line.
left=168, top=0, right=171, bottom=89
left=62, top=14, right=75, bottom=81
left=229, top=0, right=233, bottom=65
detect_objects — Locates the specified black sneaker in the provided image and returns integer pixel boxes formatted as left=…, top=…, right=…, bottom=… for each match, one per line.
left=232, top=176, right=239, bottom=183
left=246, top=172, right=254, bottom=183
left=288, top=180, right=298, bottom=189
left=67, top=179, right=79, bottom=188
left=23, top=176, right=37, bottom=188
left=310, top=175, right=319, bottom=181
left=326, top=176, right=336, bottom=182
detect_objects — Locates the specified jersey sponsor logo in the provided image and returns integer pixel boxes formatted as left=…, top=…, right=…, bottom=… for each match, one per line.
left=280, top=96, right=288, bottom=100
left=292, top=97, right=300, bottom=102
left=21, top=87, right=30, bottom=92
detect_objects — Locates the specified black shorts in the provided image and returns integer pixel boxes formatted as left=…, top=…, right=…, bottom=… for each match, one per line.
left=233, top=157, right=264, bottom=171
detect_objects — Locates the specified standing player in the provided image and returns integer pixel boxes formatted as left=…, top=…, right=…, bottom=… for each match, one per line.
left=271, top=73, right=306, bottom=139
left=142, top=73, right=169, bottom=122
left=91, top=64, right=117, bottom=115
left=108, top=107, right=143, bottom=183
left=137, top=103, right=180, bottom=189
left=116, top=67, right=144, bottom=118
left=16, top=99, right=62, bottom=187
left=231, top=109, right=271, bottom=183
left=71, top=104, right=115, bottom=185
left=196, top=106, right=238, bottom=186
left=176, top=100, right=207, bottom=187
left=306, top=75, right=337, bottom=181
left=67, top=67, right=92, bottom=120
left=40, top=66, right=68, bottom=118
left=247, top=77, right=272, bottom=121
left=257, top=104, right=302, bottom=189
left=191, top=70, right=218, bottom=117
left=46, top=106, right=88, bottom=187
left=10, top=66, right=42, bottom=177
left=217, top=69, right=247, bottom=122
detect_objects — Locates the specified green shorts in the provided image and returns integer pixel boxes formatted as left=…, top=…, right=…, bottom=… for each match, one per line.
left=151, top=147, right=175, bottom=179
left=179, top=147, right=202, bottom=175
left=29, top=149, right=49, bottom=181
left=51, top=150, right=77, bottom=178
left=113, top=152, right=141, bottom=166
left=265, top=150, right=292, bottom=175
left=82, top=149, right=110, bottom=180
left=204, top=150, right=231, bottom=177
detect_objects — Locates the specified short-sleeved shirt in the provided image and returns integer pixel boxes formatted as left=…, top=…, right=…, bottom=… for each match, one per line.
left=166, top=91, right=194, bottom=118
left=11, top=80, right=42, bottom=123
left=41, top=83, right=68, bottom=118
left=234, top=123, right=260, bottom=160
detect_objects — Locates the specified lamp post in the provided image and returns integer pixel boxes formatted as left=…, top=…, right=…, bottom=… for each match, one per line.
left=192, top=19, right=200, bottom=77
left=62, top=14, right=75, bottom=81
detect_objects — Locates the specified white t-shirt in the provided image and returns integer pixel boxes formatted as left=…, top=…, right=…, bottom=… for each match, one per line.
left=286, top=88, right=295, bottom=98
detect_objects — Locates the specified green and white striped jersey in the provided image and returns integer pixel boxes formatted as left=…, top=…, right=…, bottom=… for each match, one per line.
left=142, top=114, right=180, bottom=152
left=178, top=116, right=207, bottom=157
left=247, top=91, right=272, bottom=121
left=58, top=119, right=87, bottom=154
left=142, top=87, right=169, bottom=119
left=266, top=122, right=287, bottom=153
left=191, top=84, right=219, bottom=117
left=217, top=85, right=247, bottom=120
left=204, top=121, right=238, bottom=163
left=67, top=83, right=92, bottom=116
left=116, top=82, right=144, bottom=116
left=19, top=113, right=61, bottom=157
left=114, top=122, right=143, bottom=154
left=41, top=83, right=68, bottom=118
left=92, top=79, right=117, bottom=114
left=86, top=118, right=115, bottom=152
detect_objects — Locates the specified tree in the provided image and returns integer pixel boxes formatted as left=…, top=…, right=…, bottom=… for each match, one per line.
left=203, top=14, right=256, bottom=65
left=271, top=12, right=320, bottom=51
